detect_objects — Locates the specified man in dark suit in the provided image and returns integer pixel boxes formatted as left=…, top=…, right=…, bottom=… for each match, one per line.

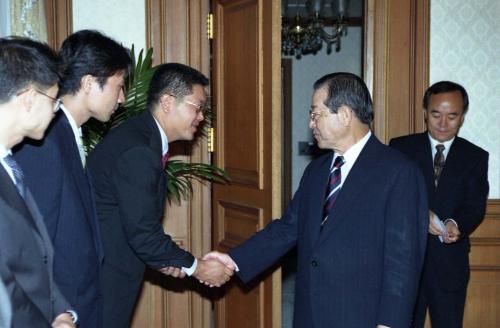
left=205, top=72, right=429, bottom=327
left=0, top=37, right=76, bottom=327
left=88, top=63, right=234, bottom=327
left=390, top=81, right=489, bottom=328
left=14, top=30, right=131, bottom=328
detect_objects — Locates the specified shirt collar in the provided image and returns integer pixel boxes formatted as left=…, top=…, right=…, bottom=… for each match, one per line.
left=60, top=104, right=82, bottom=138
left=337, top=130, right=372, bottom=165
left=428, top=133, right=454, bottom=157
left=0, top=143, right=11, bottom=159
left=153, top=116, right=169, bottom=156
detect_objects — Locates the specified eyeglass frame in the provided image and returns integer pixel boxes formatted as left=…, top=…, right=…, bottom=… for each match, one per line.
left=308, top=109, right=331, bottom=123
left=17, top=88, right=62, bottom=113
left=167, top=93, right=208, bottom=115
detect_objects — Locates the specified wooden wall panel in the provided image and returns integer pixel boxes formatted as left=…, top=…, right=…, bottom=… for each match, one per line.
left=136, top=1, right=212, bottom=327
left=466, top=200, right=500, bottom=327
left=44, top=0, right=72, bottom=49
left=366, top=0, right=429, bottom=141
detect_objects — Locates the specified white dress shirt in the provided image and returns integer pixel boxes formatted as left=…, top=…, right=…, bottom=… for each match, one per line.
left=153, top=117, right=197, bottom=275
left=60, top=105, right=86, bottom=166
left=427, top=133, right=458, bottom=228
left=428, top=133, right=454, bottom=162
left=333, top=130, right=372, bottom=185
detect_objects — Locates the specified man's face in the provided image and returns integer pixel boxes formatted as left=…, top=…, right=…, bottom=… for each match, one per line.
left=87, top=70, right=126, bottom=122
left=169, top=84, right=207, bottom=141
left=425, top=91, right=465, bottom=142
left=309, top=87, right=346, bottom=151
left=25, top=84, right=59, bottom=140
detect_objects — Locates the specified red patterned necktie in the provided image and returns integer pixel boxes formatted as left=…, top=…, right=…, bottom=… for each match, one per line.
left=321, top=156, right=345, bottom=226
left=162, top=152, right=170, bottom=168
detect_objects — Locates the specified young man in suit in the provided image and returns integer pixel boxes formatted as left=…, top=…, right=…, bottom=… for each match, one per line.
left=87, top=63, right=234, bottom=327
left=13, top=30, right=131, bottom=328
left=390, top=81, right=489, bottom=328
left=205, top=72, right=429, bottom=327
left=0, top=37, right=76, bottom=327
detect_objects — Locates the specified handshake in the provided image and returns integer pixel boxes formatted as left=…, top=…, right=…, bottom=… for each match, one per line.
left=158, top=251, right=237, bottom=287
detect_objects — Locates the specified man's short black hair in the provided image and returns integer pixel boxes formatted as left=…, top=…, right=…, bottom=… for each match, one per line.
left=0, top=37, right=61, bottom=103
left=147, top=63, right=209, bottom=112
left=423, top=81, right=469, bottom=113
left=58, top=29, right=132, bottom=97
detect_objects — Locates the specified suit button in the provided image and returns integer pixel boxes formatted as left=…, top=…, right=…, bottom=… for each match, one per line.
left=311, top=260, right=318, bottom=267
left=43, top=255, right=47, bottom=264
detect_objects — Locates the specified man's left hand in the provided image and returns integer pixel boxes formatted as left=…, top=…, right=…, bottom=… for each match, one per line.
left=443, top=221, right=461, bottom=243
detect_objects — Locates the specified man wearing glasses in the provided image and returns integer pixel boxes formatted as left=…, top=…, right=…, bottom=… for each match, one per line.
left=87, top=63, right=234, bottom=327
left=13, top=30, right=131, bottom=328
left=0, top=37, right=76, bottom=327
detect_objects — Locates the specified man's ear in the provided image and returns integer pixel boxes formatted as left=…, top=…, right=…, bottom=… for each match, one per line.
left=81, top=75, right=95, bottom=93
left=18, top=87, right=37, bottom=113
left=338, top=105, right=353, bottom=126
left=159, top=93, right=176, bottom=113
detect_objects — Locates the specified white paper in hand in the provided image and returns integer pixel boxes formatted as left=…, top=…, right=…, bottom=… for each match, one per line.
left=432, top=216, right=448, bottom=243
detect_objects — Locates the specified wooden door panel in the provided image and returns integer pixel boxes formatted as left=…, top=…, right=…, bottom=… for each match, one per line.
left=212, top=0, right=281, bottom=327
left=219, top=1, right=261, bottom=188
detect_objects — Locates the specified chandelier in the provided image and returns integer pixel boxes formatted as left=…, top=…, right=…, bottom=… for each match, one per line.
left=282, top=0, right=348, bottom=57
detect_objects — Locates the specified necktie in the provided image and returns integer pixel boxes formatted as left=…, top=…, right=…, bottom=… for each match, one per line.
left=322, top=156, right=345, bottom=226
left=162, top=152, right=170, bottom=168
left=4, top=155, right=26, bottom=198
left=434, top=144, right=445, bottom=185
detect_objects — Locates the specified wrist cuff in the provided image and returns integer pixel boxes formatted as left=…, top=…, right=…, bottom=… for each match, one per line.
left=66, top=310, right=78, bottom=324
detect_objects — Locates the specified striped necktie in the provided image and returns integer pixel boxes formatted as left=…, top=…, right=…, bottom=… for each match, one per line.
left=321, top=156, right=345, bottom=226
left=4, top=154, right=26, bottom=198
left=434, top=144, right=445, bottom=185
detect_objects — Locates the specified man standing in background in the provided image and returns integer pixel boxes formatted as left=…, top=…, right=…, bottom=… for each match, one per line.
left=390, top=81, right=489, bottom=328
left=0, top=36, right=76, bottom=327
left=14, top=30, right=132, bottom=328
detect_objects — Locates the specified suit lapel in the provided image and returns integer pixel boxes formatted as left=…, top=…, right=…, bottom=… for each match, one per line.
left=413, top=133, right=435, bottom=197
left=59, top=115, right=96, bottom=220
left=0, top=167, right=38, bottom=231
left=0, top=167, right=48, bottom=257
left=315, top=135, right=380, bottom=246
left=308, top=153, right=334, bottom=246
left=435, top=137, right=462, bottom=197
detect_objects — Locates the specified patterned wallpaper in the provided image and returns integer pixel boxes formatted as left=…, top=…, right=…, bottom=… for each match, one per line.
left=430, top=0, right=500, bottom=198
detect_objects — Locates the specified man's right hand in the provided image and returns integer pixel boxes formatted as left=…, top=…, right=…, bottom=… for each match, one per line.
left=192, top=258, right=234, bottom=287
left=52, top=313, right=75, bottom=328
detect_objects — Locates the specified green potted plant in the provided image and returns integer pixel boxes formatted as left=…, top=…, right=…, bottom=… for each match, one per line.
left=83, top=47, right=228, bottom=203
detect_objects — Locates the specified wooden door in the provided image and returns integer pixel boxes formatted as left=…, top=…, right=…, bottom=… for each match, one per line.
left=211, top=0, right=282, bottom=327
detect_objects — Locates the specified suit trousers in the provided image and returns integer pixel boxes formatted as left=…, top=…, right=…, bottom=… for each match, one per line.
left=412, top=268, right=467, bottom=328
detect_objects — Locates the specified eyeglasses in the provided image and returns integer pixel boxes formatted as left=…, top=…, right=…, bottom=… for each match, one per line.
left=17, top=88, right=62, bottom=113
left=34, top=89, right=62, bottom=113
left=168, top=94, right=208, bottom=115
left=309, top=110, right=329, bottom=123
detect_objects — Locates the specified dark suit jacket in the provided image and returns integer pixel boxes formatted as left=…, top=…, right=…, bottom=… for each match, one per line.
left=0, top=166, right=70, bottom=327
left=390, top=132, right=489, bottom=291
left=14, top=112, right=104, bottom=327
left=87, top=111, right=195, bottom=326
left=230, top=135, right=428, bottom=328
